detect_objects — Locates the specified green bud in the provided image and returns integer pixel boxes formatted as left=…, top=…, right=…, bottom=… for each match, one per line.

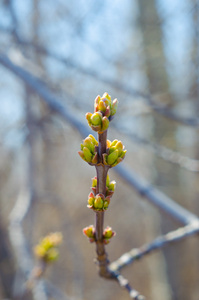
left=88, top=196, right=94, bottom=206
left=104, top=227, right=113, bottom=239
left=89, top=134, right=98, bottom=146
left=111, top=139, right=118, bottom=147
left=86, top=112, right=92, bottom=124
left=92, top=177, right=97, bottom=187
left=46, top=248, right=59, bottom=262
left=83, top=137, right=95, bottom=153
left=91, top=112, right=102, bottom=126
left=107, top=140, right=111, bottom=148
left=34, top=233, right=62, bottom=262
left=115, top=141, right=123, bottom=155
left=107, top=149, right=119, bottom=165
left=108, top=181, right=116, bottom=191
left=34, top=245, right=46, bottom=258
left=83, top=147, right=92, bottom=163
left=102, top=92, right=111, bottom=101
left=83, top=225, right=95, bottom=238
left=94, top=195, right=104, bottom=209
left=101, top=116, right=109, bottom=132
left=111, top=98, right=118, bottom=116
left=103, top=200, right=109, bottom=209
left=120, top=149, right=127, bottom=158
left=106, top=175, right=110, bottom=186
left=94, top=95, right=101, bottom=108
left=98, top=100, right=107, bottom=112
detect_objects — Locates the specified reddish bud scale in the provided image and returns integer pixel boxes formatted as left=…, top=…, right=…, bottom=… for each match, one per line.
left=83, top=225, right=96, bottom=243
left=102, top=226, right=116, bottom=244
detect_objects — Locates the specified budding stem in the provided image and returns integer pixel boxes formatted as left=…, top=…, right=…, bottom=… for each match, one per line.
left=95, top=131, right=112, bottom=278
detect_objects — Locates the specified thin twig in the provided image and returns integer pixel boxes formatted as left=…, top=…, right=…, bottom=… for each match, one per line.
left=94, top=131, right=111, bottom=278
left=109, top=220, right=199, bottom=273
left=113, top=272, right=145, bottom=300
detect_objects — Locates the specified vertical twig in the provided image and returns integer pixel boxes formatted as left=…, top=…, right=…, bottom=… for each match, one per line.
left=95, top=130, right=112, bottom=277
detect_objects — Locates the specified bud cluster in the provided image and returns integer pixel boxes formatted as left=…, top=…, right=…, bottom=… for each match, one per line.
left=34, top=232, right=63, bottom=263
left=78, top=134, right=98, bottom=164
left=80, top=93, right=127, bottom=248
left=86, top=93, right=118, bottom=133
left=83, top=225, right=95, bottom=243
left=103, top=139, right=127, bottom=167
left=103, top=226, right=116, bottom=244
left=83, top=225, right=116, bottom=244
left=87, top=192, right=110, bottom=210
left=91, top=175, right=116, bottom=198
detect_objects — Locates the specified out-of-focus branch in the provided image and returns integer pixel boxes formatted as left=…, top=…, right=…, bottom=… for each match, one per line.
left=0, top=52, right=197, bottom=226
left=114, top=164, right=198, bottom=225
left=109, top=220, right=199, bottom=273
left=8, top=86, right=48, bottom=300
left=9, top=38, right=199, bottom=127
left=113, top=125, right=199, bottom=172
left=9, top=191, right=48, bottom=300
left=0, top=53, right=90, bottom=137
left=6, top=0, right=21, bottom=42
left=112, top=272, right=145, bottom=300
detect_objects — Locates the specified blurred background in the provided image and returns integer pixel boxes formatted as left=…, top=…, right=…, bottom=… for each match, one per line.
left=0, top=0, right=199, bottom=299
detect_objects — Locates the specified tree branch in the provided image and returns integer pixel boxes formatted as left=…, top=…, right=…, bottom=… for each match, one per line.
left=114, top=125, right=199, bottom=172
left=114, top=164, right=198, bottom=225
left=109, top=220, right=199, bottom=273
left=95, top=131, right=111, bottom=278
left=9, top=38, right=199, bottom=127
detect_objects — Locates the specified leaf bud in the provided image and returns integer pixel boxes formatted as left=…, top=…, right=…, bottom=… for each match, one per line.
left=101, top=116, right=109, bottom=132
left=104, top=139, right=127, bottom=167
left=98, top=100, right=107, bottom=112
left=108, top=180, right=116, bottom=191
left=83, top=147, right=92, bottom=163
left=107, top=149, right=119, bottom=165
left=103, top=200, right=109, bottom=209
left=92, top=176, right=97, bottom=187
left=94, top=194, right=104, bottom=209
left=83, top=225, right=95, bottom=240
left=91, top=112, right=102, bottom=126
left=103, top=226, right=116, bottom=244
left=88, top=192, right=95, bottom=207
left=111, top=98, right=118, bottom=116
left=78, top=135, right=98, bottom=165
left=34, top=232, right=62, bottom=263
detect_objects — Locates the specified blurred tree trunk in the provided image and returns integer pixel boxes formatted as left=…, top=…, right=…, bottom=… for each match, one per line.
left=137, top=1, right=196, bottom=300
left=138, top=0, right=172, bottom=101
left=137, top=1, right=173, bottom=299
left=0, top=214, right=14, bottom=298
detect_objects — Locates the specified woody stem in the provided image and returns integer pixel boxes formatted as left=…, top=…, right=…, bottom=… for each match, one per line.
left=95, top=131, right=112, bottom=278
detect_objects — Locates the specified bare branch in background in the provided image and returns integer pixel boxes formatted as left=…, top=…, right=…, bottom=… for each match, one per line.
left=9, top=191, right=48, bottom=300
left=114, top=125, right=199, bottom=172
left=7, top=38, right=199, bottom=127
left=112, top=273, right=145, bottom=300
left=109, top=220, right=199, bottom=273
left=114, top=164, right=198, bottom=225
